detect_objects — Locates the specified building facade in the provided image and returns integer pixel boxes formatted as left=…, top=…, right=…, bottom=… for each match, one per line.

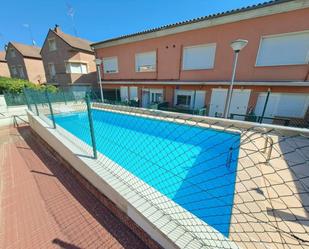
left=41, top=25, right=96, bottom=88
left=0, top=51, right=10, bottom=77
left=92, top=0, right=309, bottom=125
left=5, top=42, right=46, bottom=83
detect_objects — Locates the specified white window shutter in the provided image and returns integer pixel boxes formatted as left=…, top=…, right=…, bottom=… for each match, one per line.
left=135, top=51, right=156, bottom=72
left=182, top=44, right=216, bottom=70
left=256, top=31, right=309, bottom=66
left=103, top=57, right=118, bottom=73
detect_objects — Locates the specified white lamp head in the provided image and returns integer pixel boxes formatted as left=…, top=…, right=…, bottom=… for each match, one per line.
left=94, top=58, right=102, bottom=65
left=230, top=39, right=248, bottom=52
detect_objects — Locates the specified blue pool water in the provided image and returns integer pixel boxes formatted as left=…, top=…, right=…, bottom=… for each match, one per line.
left=53, top=109, right=240, bottom=236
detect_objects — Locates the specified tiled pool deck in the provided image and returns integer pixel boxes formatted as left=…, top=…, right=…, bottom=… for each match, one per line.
left=0, top=125, right=152, bottom=249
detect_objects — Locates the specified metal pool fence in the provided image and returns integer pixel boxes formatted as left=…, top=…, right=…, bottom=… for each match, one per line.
left=24, top=88, right=309, bottom=249
left=3, top=91, right=27, bottom=106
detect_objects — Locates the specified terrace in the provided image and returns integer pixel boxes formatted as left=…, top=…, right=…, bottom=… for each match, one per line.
left=1, top=88, right=309, bottom=249
left=0, top=125, right=156, bottom=248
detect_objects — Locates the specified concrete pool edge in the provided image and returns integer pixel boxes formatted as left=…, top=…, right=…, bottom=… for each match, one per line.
left=91, top=102, right=309, bottom=136
left=27, top=110, right=240, bottom=249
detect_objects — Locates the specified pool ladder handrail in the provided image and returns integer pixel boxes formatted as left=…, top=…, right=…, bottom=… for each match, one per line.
left=226, top=131, right=265, bottom=169
left=226, top=146, right=233, bottom=169
left=262, top=134, right=274, bottom=164
left=226, top=131, right=274, bottom=168
left=238, top=131, right=274, bottom=164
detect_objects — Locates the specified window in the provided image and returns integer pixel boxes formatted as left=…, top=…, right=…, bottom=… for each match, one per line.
left=103, top=57, right=118, bottom=73
left=150, top=89, right=163, bottom=103
left=10, top=48, right=16, bottom=58
left=48, top=63, right=56, bottom=79
left=182, top=43, right=216, bottom=70
left=48, top=38, right=57, bottom=51
left=174, top=90, right=195, bottom=108
left=151, top=93, right=162, bottom=103
left=66, top=62, right=88, bottom=74
left=11, top=66, right=17, bottom=76
left=177, top=95, right=191, bottom=106
left=135, top=51, right=156, bottom=72
left=17, top=65, right=25, bottom=78
left=256, top=31, right=309, bottom=66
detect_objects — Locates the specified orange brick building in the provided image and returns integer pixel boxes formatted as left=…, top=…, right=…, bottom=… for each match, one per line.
left=91, top=0, right=309, bottom=123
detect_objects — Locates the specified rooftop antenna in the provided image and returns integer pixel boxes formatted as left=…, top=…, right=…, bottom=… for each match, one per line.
left=22, top=24, right=36, bottom=46
left=0, top=33, right=6, bottom=50
left=66, top=2, right=78, bottom=36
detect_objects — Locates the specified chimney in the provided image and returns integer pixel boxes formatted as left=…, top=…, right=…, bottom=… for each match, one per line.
left=54, top=24, right=60, bottom=33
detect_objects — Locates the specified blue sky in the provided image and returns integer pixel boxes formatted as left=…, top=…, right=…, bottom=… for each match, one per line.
left=0, top=0, right=266, bottom=50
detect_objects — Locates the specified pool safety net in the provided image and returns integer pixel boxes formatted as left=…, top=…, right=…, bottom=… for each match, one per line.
left=24, top=88, right=309, bottom=249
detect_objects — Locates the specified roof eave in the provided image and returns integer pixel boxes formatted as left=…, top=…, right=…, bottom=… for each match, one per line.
left=50, top=29, right=94, bottom=54
left=91, top=0, right=308, bottom=49
left=23, top=56, right=42, bottom=60
left=69, top=47, right=94, bottom=54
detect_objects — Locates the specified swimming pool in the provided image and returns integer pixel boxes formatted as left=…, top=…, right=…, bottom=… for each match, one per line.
left=53, top=109, right=240, bottom=237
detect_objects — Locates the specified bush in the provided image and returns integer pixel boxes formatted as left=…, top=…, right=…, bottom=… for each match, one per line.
left=0, top=76, right=57, bottom=94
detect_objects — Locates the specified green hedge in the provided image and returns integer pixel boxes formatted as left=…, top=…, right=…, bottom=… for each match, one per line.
left=0, top=76, right=57, bottom=94
left=0, top=76, right=58, bottom=106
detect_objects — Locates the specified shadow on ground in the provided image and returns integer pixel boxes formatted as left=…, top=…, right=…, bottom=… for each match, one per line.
left=16, top=125, right=151, bottom=249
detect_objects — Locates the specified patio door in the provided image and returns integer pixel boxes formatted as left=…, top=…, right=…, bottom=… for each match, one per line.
left=142, top=89, right=150, bottom=108
left=209, top=89, right=251, bottom=118
left=129, top=87, right=138, bottom=100
left=120, top=86, right=129, bottom=101
left=193, top=91, right=206, bottom=109
left=255, top=93, right=309, bottom=122
left=209, top=89, right=227, bottom=117
left=229, top=90, right=251, bottom=120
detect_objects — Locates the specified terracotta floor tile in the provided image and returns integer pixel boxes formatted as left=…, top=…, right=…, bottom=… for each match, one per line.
left=0, top=126, right=150, bottom=249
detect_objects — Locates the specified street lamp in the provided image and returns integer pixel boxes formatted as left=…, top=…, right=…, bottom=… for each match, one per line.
left=223, top=39, right=248, bottom=119
left=94, top=58, right=104, bottom=102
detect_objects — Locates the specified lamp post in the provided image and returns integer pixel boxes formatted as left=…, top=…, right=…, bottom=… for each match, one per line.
left=223, top=39, right=248, bottom=119
left=95, top=58, right=104, bottom=102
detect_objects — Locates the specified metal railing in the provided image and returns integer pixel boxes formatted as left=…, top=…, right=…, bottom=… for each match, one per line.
left=3, top=91, right=27, bottom=106
left=230, top=113, right=292, bottom=126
